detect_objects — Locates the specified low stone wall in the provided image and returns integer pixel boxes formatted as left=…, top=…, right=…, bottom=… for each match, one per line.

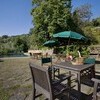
left=89, top=45, right=100, bottom=58
left=28, top=49, right=53, bottom=57
left=28, top=50, right=42, bottom=56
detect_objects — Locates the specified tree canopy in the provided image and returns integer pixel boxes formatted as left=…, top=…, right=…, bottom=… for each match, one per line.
left=0, top=1, right=100, bottom=56
left=31, top=0, right=74, bottom=41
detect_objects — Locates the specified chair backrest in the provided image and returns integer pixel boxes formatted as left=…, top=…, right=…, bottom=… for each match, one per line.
left=81, top=65, right=95, bottom=80
left=29, top=63, right=53, bottom=99
left=41, top=57, right=52, bottom=66
left=82, top=58, right=95, bottom=79
left=80, top=59, right=95, bottom=87
left=92, top=78, right=100, bottom=100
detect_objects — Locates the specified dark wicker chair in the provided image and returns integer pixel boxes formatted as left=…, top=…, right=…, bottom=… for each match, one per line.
left=59, top=76, right=100, bottom=100
left=72, top=58, right=100, bottom=100
left=69, top=78, right=100, bottom=100
left=41, top=57, right=53, bottom=66
left=29, top=62, right=71, bottom=100
left=41, top=56, right=59, bottom=79
left=81, top=58, right=100, bottom=87
left=92, top=78, right=100, bottom=100
left=41, top=56, right=71, bottom=83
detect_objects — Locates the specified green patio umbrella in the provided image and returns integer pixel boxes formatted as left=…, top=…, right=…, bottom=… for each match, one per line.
left=53, top=31, right=87, bottom=40
left=53, top=31, right=88, bottom=56
left=43, top=40, right=59, bottom=47
left=53, top=31, right=88, bottom=45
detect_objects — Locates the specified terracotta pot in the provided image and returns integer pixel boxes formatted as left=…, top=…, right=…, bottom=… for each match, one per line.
left=65, top=53, right=73, bottom=61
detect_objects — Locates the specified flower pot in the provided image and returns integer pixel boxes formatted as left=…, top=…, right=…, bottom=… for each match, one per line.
left=71, top=57, right=85, bottom=65
left=65, top=55, right=73, bottom=61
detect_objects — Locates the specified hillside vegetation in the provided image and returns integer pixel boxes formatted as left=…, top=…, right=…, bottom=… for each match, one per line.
left=0, top=1, right=100, bottom=56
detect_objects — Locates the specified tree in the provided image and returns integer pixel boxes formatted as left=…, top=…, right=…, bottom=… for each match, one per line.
left=83, top=26, right=98, bottom=44
left=31, top=0, right=72, bottom=44
left=2, top=35, right=9, bottom=39
left=72, top=3, right=92, bottom=34
left=74, top=4, right=92, bottom=22
left=72, top=3, right=94, bottom=42
left=92, top=18, right=100, bottom=27
left=71, top=10, right=84, bottom=34
left=14, top=37, right=29, bottom=52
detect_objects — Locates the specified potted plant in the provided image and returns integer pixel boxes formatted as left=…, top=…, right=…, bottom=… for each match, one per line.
left=70, top=46, right=90, bottom=65
left=65, top=45, right=73, bottom=61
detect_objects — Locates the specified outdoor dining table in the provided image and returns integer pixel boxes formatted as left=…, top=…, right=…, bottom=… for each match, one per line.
left=53, top=61, right=95, bottom=99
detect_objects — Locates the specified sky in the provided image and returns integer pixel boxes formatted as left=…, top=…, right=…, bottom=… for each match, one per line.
left=0, top=0, right=33, bottom=36
left=72, top=0, right=100, bottom=19
left=0, top=0, right=100, bottom=36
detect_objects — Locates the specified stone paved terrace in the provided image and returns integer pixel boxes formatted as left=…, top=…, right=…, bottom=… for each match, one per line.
left=0, top=56, right=100, bottom=100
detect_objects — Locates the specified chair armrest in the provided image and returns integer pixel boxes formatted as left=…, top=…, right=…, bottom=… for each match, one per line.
left=92, top=78, right=100, bottom=84
left=59, top=87, right=69, bottom=93
left=54, top=84, right=70, bottom=96
left=52, top=79, right=61, bottom=86
left=91, top=78, right=100, bottom=100
left=55, top=74, right=71, bottom=81
left=54, top=84, right=76, bottom=96
left=95, top=71, right=100, bottom=74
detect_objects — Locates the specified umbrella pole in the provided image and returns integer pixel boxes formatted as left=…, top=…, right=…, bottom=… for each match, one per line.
left=66, top=38, right=70, bottom=56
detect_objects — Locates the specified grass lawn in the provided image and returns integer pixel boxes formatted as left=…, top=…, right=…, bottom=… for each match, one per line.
left=0, top=56, right=100, bottom=100
left=0, top=57, right=32, bottom=100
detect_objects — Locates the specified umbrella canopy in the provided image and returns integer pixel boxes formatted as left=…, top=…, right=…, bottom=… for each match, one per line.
left=43, top=40, right=59, bottom=47
left=53, top=31, right=87, bottom=41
